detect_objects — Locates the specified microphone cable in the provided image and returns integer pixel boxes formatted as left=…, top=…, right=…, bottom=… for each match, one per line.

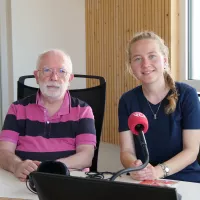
left=85, top=171, right=115, bottom=180
left=26, top=177, right=37, bottom=194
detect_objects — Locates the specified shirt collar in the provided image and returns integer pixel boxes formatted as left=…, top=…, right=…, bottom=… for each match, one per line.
left=36, top=90, right=70, bottom=115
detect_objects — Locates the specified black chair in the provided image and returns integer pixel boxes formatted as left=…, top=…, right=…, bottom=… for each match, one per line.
left=17, top=74, right=106, bottom=172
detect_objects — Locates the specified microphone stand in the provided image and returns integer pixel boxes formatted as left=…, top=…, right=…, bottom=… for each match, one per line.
left=110, top=125, right=149, bottom=181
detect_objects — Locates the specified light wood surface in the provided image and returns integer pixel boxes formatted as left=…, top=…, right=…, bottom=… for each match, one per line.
left=0, top=168, right=200, bottom=200
left=0, top=198, right=27, bottom=200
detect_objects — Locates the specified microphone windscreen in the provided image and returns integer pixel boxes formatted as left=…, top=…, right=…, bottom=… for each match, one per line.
left=27, top=161, right=70, bottom=193
left=37, top=160, right=70, bottom=175
left=128, top=112, right=149, bottom=135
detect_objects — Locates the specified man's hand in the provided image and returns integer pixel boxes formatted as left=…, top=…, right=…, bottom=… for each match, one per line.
left=14, top=160, right=41, bottom=182
left=130, top=160, right=158, bottom=181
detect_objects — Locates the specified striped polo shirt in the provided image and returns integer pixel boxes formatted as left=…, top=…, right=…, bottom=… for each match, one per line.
left=0, top=91, right=96, bottom=162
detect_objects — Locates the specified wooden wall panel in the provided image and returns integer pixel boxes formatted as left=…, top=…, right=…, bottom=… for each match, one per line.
left=85, top=0, right=179, bottom=144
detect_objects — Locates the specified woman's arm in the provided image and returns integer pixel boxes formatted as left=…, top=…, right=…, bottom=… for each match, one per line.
left=155, top=129, right=200, bottom=178
left=155, top=87, right=200, bottom=178
left=120, top=129, right=200, bottom=180
left=119, top=130, right=137, bottom=168
left=120, top=130, right=153, bottom=180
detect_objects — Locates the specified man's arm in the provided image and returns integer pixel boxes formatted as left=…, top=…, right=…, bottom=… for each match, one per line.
left=0, top=141, right=21, bottom=172
left=57, top=103, right=96, bottom=170
left=0, top=141, right=40, bottom=181
left=57, top=144, right=94, bottom=170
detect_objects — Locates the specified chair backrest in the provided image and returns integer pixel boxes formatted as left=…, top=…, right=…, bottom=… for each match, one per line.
left=17, top=74, right=106, bottom=172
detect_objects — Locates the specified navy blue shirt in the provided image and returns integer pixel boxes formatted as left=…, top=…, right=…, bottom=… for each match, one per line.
left=118, top=82, right=200, bottom=183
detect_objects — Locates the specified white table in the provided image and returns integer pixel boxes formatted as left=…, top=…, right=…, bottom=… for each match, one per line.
left=0, top=168, right=200, bottom=200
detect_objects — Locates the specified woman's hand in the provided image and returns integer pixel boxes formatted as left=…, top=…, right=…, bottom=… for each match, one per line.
left=130, top=160, right=159, bottom=181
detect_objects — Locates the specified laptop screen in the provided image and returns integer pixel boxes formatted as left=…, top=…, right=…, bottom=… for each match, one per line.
left=31, top=172, right=180, bottom=200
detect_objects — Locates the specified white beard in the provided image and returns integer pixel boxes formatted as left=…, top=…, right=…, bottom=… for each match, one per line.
left=39, top=81, right=68, bottom=100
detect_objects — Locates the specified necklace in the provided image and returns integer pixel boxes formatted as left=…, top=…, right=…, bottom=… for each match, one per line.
left=147, top=100, right=162, bottom=119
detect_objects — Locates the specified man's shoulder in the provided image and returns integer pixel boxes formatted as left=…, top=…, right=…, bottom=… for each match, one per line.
left=70, top=96, right=94, bottom=118
left=13, top=94, right=37, bottom=106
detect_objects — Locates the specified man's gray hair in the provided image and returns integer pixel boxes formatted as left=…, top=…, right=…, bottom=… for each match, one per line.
left=36, top=49, right=73, bottom=73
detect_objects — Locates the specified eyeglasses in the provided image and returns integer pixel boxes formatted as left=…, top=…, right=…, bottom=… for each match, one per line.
left=38, top=67, right=70, bottom=78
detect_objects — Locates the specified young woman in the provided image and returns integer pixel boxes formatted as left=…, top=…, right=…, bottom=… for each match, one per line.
left=118, top=31, right=200, bottom=183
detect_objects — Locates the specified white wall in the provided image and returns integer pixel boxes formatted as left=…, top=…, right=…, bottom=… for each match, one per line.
left=0, top=0, right=14, bottom=125
left=0, top=0, right=86, bottom=121
left=11, top=0, right=86, bottom=98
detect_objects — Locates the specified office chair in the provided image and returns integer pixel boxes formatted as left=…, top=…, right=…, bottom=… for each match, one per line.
left=17, top=74, right=106, bottom=172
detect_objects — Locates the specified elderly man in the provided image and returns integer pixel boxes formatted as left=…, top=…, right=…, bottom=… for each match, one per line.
left=0, top=49, right=96, bottom=181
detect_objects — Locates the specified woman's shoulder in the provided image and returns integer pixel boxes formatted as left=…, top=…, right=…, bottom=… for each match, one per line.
left=176, top=82, right=198, bottom=101
left=120, top=85, right=142, bottom=101
left=175, top=82, right=198, bottom=96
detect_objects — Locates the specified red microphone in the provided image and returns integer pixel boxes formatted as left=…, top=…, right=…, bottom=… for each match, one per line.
left=128, top=112, right=149, bottom=161
left=128, top=112, right=149, bottom=149
left=128, top=112, right=149, bottom=135
left=110, top=112, right=150, bottom=181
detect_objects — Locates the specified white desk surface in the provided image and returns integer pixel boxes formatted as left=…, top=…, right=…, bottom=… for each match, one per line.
left=0, top=168, right=200, bottom=200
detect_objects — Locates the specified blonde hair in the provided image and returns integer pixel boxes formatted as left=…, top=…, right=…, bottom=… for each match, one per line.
left=127, top=31, right=178, bottom=114
left=36, top=49, right=73, bottom=73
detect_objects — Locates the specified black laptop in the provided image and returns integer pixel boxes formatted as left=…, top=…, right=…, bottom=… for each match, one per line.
left=31, top=171, right=180, bottom=200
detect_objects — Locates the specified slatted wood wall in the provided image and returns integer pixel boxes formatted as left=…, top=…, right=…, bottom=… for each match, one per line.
left=85, top=0, right=179, bottom=144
